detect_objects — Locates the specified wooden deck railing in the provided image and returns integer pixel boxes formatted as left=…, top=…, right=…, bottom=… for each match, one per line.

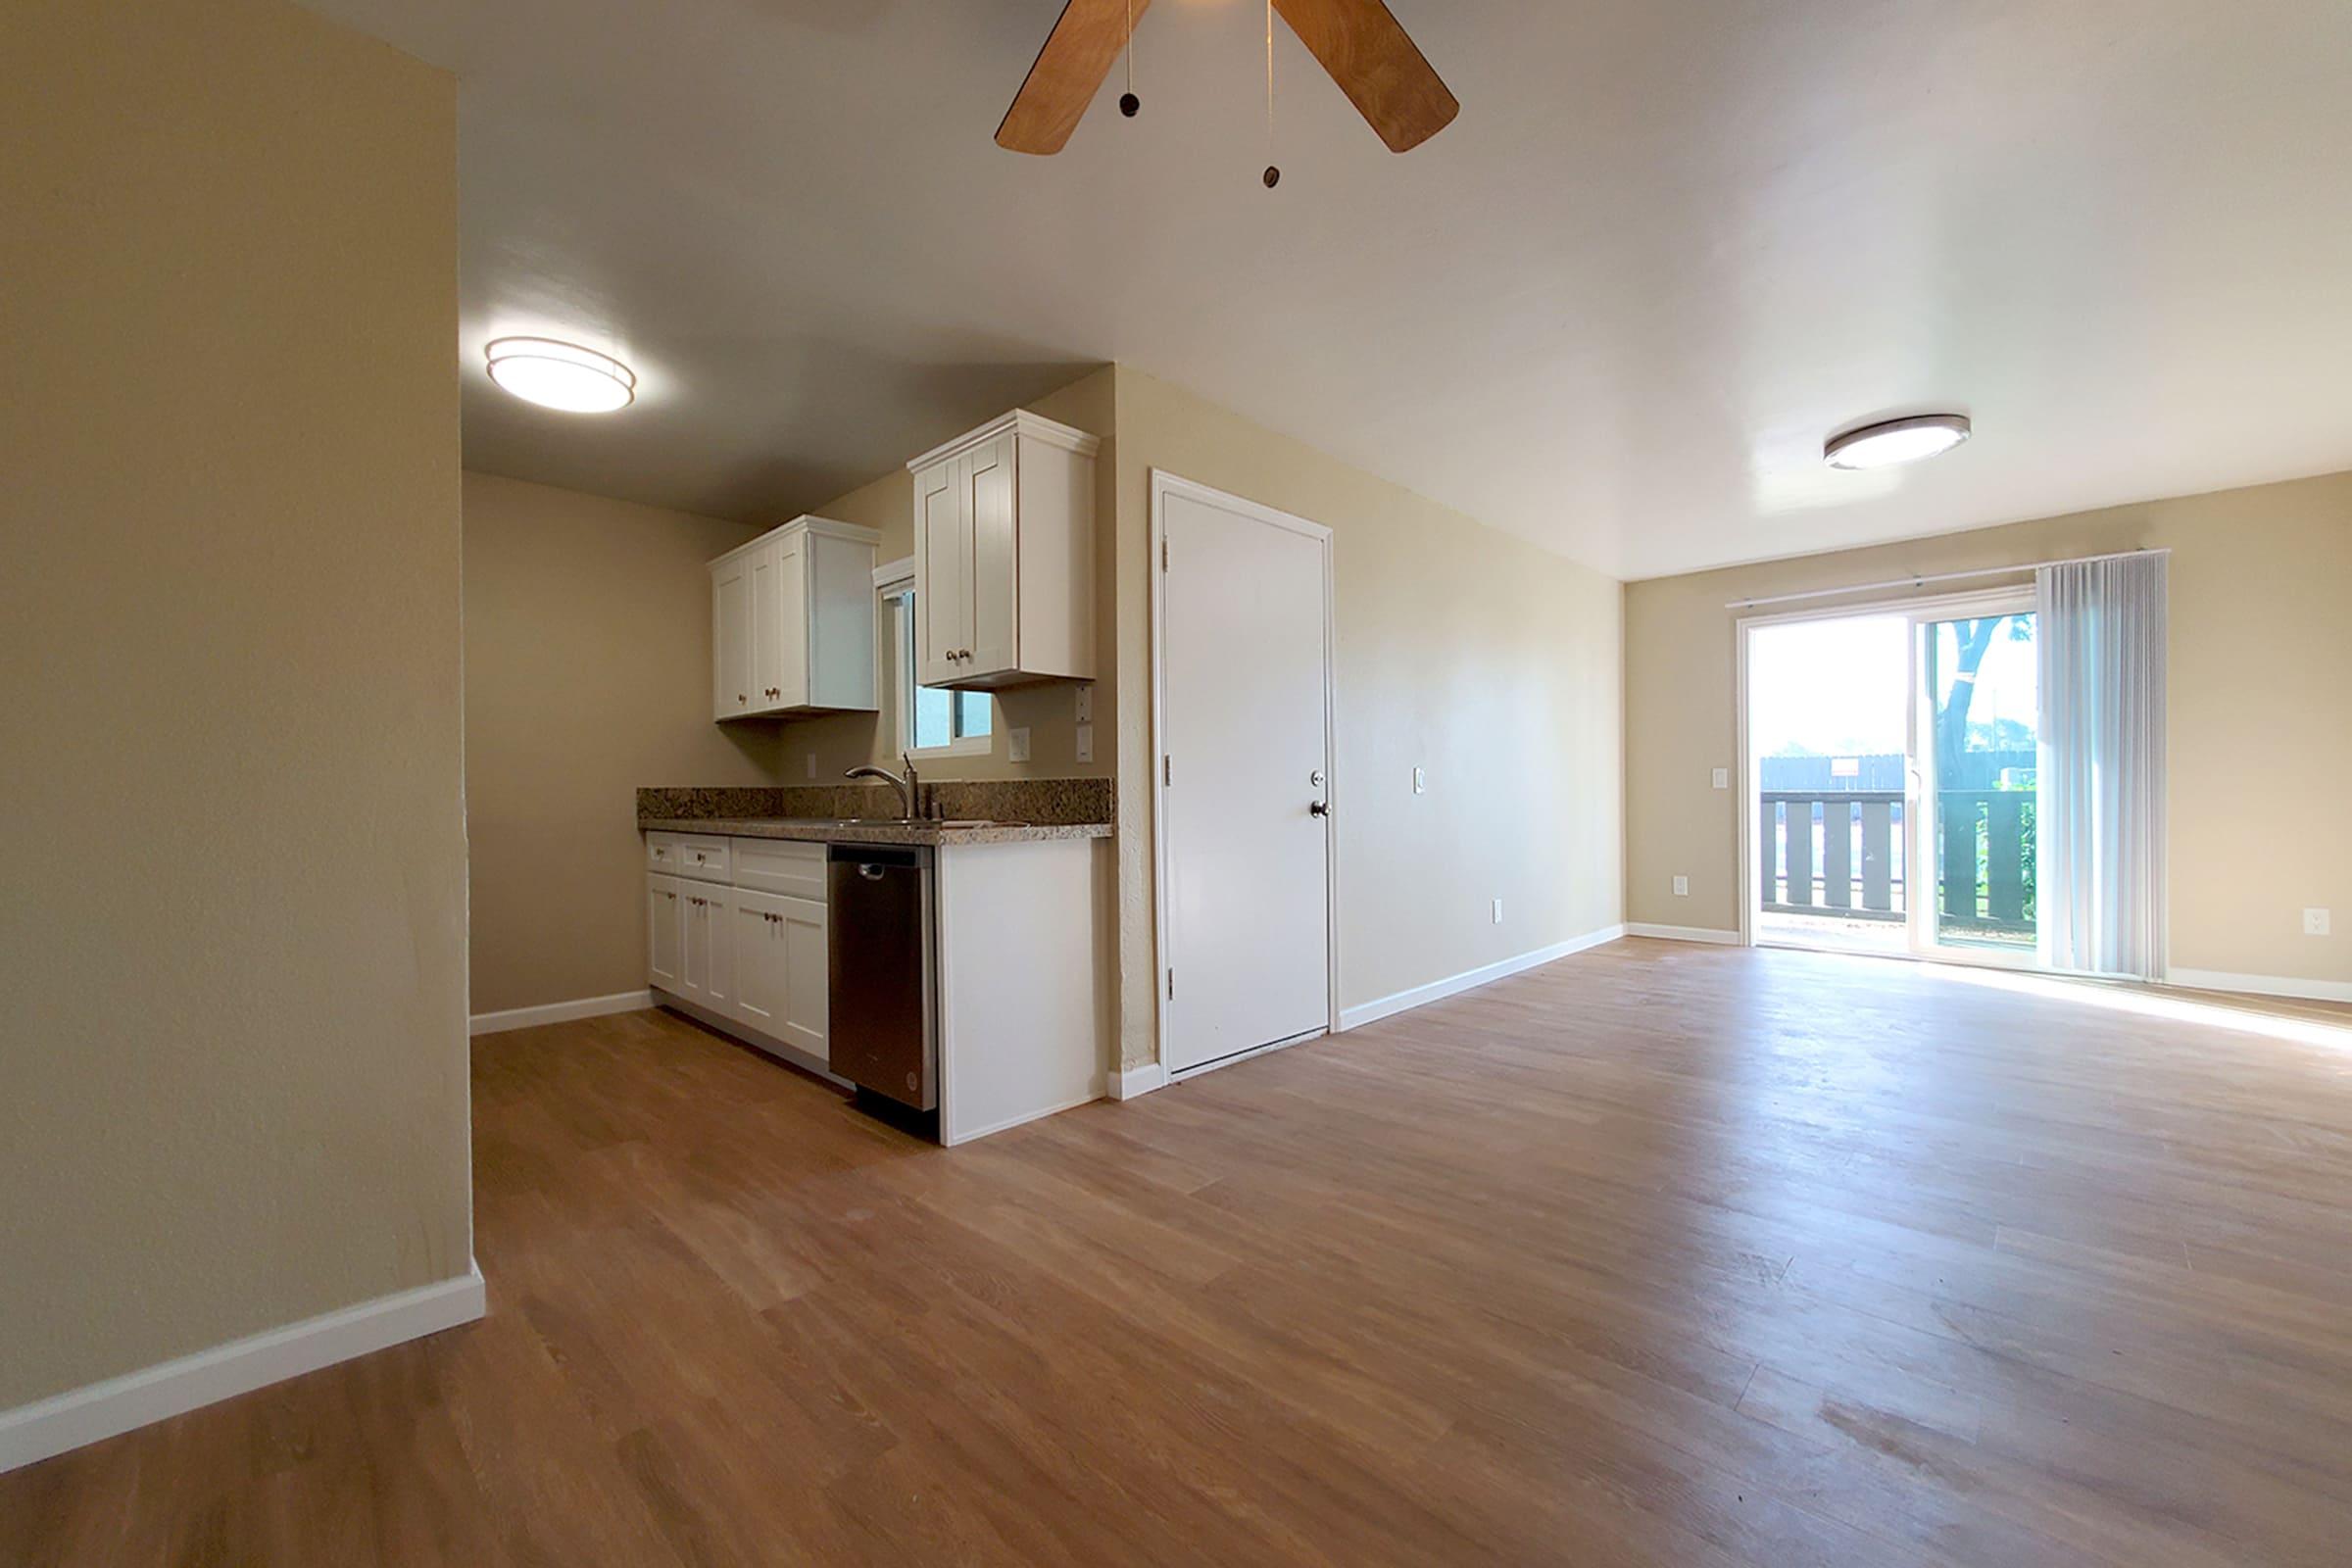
left=1762, top=791, right=1906, bottom=921
left=1761, top=788, right=2035, bottom=933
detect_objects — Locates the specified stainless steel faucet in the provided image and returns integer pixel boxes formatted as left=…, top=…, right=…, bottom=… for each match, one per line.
left=845, top=754, right=919, bottom=820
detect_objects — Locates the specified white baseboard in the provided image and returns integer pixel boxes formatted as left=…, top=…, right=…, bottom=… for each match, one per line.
left=0, top=1265, right=484, bottom=1476
left=469, top=989, right=652, bottom=1036
left=1108, top=1060, right=1167, bottom=1101
left=1339, top=923, right=1628, bottom=1032
left=2166, top=967, right=2352, bottom=1004
left=945, top=1088, right=1106, bottom=1145
left=1625, top=923, right=1744, bottom=945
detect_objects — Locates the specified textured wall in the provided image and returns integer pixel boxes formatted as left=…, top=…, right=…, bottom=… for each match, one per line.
left=1109, top=369, right=1627, bottom=1065
left=461, top=473, right=780, bottom=1014
left=769, top=368, right=1120, bottom=785
left=1623, top=470, right=2352, bottom=988
left=0, top=0, right=467, bottom=1405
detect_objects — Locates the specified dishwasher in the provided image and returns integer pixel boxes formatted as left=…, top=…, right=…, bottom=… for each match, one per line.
left=826, top=845, right=938, bottom=1113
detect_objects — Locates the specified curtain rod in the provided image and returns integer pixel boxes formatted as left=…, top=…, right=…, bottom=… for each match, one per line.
left=1725, top=547, right=2170, bottom=612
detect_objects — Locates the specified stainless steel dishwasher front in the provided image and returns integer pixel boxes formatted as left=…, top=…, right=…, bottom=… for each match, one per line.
left=826, top=844, right=937, bottom=1111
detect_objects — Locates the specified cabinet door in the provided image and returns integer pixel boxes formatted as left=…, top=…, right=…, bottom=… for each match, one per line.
left=711, top=555, right=754, bottom=719
left=678, top=884, right=734, bottom=1010
left=775, top=896, right=829, bottom=1061
left=647, top=874, right=684, bottom=992
left=965, top=432, right=1017, bottom=678
left=701, top=885, right=735, bottom=1013
left=773, top=531, right=809, bottom=709
left=914, top=457, right=966, bottom=686
left=747, top=539, right=781, bottom=713
left=731, top=889, right=787, bottom=1034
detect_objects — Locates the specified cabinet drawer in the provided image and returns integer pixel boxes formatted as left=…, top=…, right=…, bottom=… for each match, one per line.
left=731, top=836, right=827, bottom=900
left=649, top=831, right=731, bottom=884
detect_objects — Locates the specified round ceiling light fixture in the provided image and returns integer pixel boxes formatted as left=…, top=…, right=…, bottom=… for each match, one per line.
left=1824, top=413, right=1971, bottom=470
left=484, top=337, right=636, bottom=413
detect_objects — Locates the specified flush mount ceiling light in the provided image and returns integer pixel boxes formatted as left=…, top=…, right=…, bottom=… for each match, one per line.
left=484, top=337, right=636, bottom=413
left=1824, top=413, right=1971, bottom=470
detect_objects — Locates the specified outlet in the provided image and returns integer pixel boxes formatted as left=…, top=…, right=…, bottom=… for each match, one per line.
left=2307, top=907, right=2333, bottom=937
left=1492, top=898, right=1504, bottom=925
left=1712, top=767, right=1729, bottom=790
left=1074, top=683, right=1093, bottom=723
left=1673, top=875, right=1690, bottom=897
left=1413, top=765, right=1426, bottom=795
left=1007, top=726, right=1032, bottom=764
left=1074, top=722, right=1094, bottom=764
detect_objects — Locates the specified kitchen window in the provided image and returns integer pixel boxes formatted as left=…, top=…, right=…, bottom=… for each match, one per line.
left=879, top=569, right=991, bottom=758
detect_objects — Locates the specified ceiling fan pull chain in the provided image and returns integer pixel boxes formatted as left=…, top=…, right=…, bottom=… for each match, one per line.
left=1262, top=0, right=1281, bottom=187
left=1119, top=0, right=1140, bottom=117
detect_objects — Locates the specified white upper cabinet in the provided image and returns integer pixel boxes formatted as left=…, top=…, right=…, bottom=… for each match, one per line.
left=906, top=410, right=1099, bottom=690
left=711, top=553, right=754, bottom=719
left=710, top=514, right=880, bottom=720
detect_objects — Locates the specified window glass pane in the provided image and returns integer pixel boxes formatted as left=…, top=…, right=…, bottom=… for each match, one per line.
left=1926, top=612, right=2038, bottom=953
left=956, top=692, right=991, bottom=740
left=914, top=684, right=954, bottom=751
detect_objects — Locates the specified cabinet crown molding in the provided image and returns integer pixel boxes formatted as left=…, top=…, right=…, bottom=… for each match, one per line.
left=707, top=513, right=880, bottom=569
left=906, top=409, right=1101, bottom=474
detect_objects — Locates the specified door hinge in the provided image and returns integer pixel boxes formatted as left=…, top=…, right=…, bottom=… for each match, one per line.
left=1160, top=537, right=1169, bottom=570
left=1162, top=755, right=1172, bottom=787
left=1166, top=968, right=1174, bottom=1000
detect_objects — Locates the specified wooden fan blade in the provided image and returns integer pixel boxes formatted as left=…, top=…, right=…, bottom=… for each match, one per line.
left=997, top=0, right=1152, bottom=156
left=1271, top=0, right=1457, bottom=153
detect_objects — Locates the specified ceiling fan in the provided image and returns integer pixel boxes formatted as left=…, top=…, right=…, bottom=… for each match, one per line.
left=996, top=0, right=1457, bottom=158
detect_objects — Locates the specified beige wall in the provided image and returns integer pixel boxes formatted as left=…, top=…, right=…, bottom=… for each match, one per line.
left=461, top=373, right=1117, bottom=1015
left=1624, top=471, right=2352, bottom=987
left=774, top=368, right=1121, bottom=785
left=463, top=474, right=779, bottom=1014
left=0, top=0, right=466, bottom=1406
left=459, top=363, right=1627, bottom=1066
left=1109, top=370, right=1626, bottom=1064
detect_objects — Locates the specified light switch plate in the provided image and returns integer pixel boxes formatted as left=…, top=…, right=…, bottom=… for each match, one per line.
left=1074, top=722, right=1093, bottom=764
left=1673, top=875, right=1690, bottom=897
left=1074, top=683, right=1093, bottom=722
left=1007, top=727, right=1032, bottom=764
left=2307, top=907, right=2332, bottom=936
left=1712, top=767, right=1729, bottom=790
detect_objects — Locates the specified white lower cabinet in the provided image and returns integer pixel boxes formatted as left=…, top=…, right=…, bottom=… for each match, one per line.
left=649, top=835, right=828, bottom=1068
left=677, top=881, right=734, bottom=1014
left=733, top=888, right=829, bottom=1062
left=648, top=873, right=684, bottom=991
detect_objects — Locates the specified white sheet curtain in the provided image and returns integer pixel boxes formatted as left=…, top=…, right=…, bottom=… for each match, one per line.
left=2035, top=552, right=2168, bottom=979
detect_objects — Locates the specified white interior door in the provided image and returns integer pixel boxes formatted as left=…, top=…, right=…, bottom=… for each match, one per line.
left=1157, top=475, right=1333, bottom=1076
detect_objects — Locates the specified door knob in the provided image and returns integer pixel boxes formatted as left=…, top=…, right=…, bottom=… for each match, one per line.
left=1309, top=800, right=1331, bottom=817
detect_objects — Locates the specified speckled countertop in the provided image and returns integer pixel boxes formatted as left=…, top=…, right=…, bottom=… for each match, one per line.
left=637, top=778, right=1113, bottom=847
left=639, top=815, right=1110, bottom=847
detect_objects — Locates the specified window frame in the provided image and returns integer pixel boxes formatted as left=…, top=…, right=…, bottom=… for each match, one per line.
left=875, top=561, right=992, bottom=760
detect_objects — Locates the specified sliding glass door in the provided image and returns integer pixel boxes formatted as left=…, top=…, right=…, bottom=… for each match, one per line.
left=1911, top=594, right=2039, bottom=962
left=1745, top=589, right=2042, bottom=970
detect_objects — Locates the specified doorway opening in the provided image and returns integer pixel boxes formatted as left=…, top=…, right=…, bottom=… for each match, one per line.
left=1742, top=592, right=2041, bottom=967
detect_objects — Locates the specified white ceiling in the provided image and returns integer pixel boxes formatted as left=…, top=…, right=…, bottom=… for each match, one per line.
left=306, top=0, right=2352, bottom=578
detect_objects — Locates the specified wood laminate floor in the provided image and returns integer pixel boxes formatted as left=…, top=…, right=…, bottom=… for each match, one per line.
left=8, top=939, right=2352, bottom=1565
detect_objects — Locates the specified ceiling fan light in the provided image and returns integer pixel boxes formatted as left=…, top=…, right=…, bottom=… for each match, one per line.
left=1824, top=414, right=1971, bottom=470
left=484, top=337, right=636, bottom=413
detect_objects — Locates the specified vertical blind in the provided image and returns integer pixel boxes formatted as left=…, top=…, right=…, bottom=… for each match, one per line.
left=2035, top=553, right=2168, bottom=979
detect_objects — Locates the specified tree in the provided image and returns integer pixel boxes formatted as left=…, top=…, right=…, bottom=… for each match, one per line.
left=1933, top=617, right=2032, bottom=782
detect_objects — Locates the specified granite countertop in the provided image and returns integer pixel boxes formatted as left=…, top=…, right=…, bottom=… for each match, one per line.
left=640, top=815, right=1111, bottom=847
left=636, top=778, right=1114, bottom=847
